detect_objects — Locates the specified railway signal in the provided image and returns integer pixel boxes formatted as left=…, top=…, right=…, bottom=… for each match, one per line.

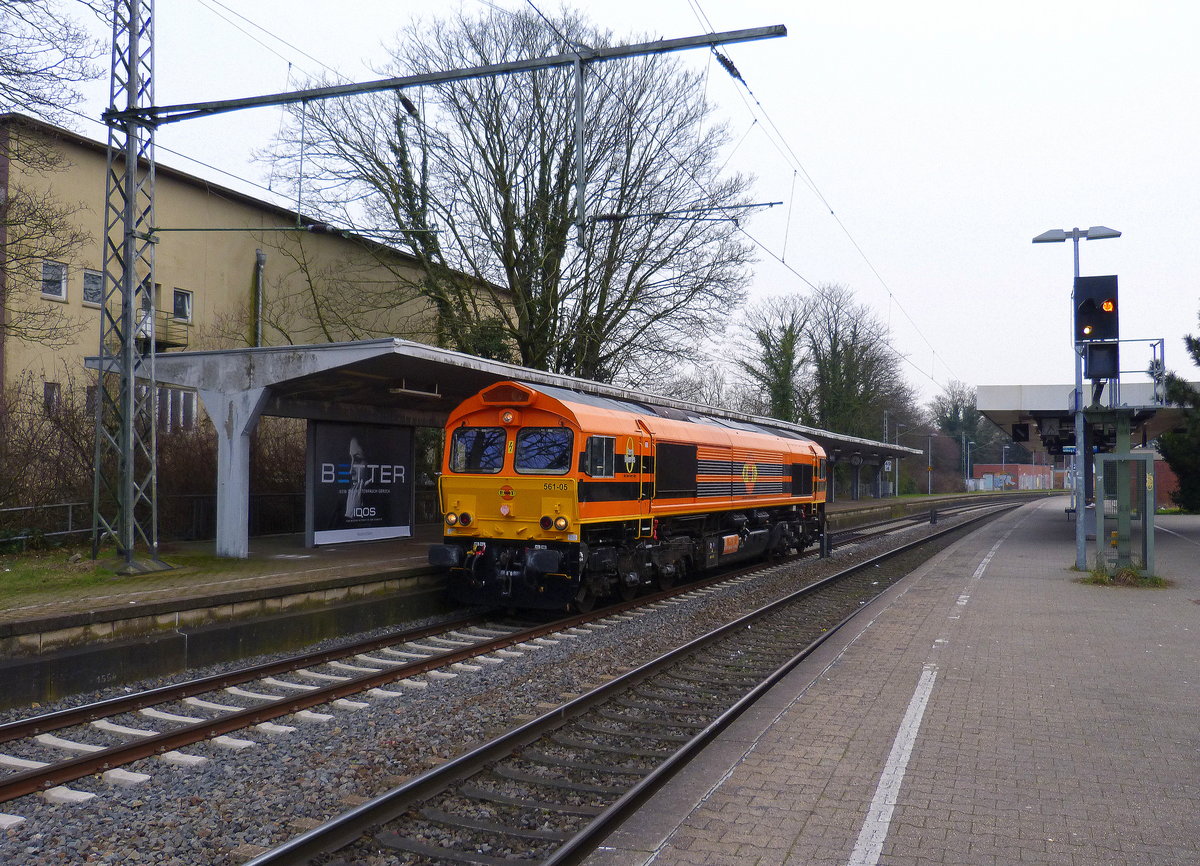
left=1073, top=275, right=1119, bottom=343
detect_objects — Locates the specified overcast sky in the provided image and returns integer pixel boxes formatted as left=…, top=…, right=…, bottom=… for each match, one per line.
left=75, top=0, right=1200, bottom=404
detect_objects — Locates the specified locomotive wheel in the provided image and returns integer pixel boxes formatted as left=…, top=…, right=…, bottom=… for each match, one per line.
left=573, top=587, right=597, bottom=613
left=618, top=579, right=638, bottom=602
left=655, top=567, right=676, bottom=591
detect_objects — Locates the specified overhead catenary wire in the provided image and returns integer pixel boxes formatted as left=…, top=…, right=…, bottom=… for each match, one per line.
left=706, top=50, right=958, bottom=385
left=519, top=0, right=952, bottom=390
left=89, top=0, right=959, bottom=391
left=196, top=0, right=347, bottom=82
left=682, top=0, right=959, bottom=388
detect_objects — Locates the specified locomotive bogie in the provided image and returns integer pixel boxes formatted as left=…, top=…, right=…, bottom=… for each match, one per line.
left=430, top=381, right=828, bottom=611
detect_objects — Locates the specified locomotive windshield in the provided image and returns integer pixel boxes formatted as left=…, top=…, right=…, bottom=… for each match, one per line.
left=449, top=427, right=505, bottom=473
left=514, top=427, right=573, bottom=475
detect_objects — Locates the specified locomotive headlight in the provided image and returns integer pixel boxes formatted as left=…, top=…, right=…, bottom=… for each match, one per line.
left=539, top=516, right=553, bottom=531
left=459, top=512, right=473, bottom=527
left=445, top=512, right=458, bottom=526
left=553, top=516, right=569, bottom=531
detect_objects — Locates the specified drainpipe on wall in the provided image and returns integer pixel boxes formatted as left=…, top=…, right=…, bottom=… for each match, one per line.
left=253, top=248, right=266, bottom=347
left=0, top=120, right=10, bottom=394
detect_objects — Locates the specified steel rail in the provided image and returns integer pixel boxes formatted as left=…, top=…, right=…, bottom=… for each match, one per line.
left=0, top=502, right=1006, bottom=809
left=0, top=562, right=786, bottom=804
left=0, top=613, right=490, bottom=744
left=244, top=503, right=1018, bottom=865
left=550, top=505, right=1023, bottom=864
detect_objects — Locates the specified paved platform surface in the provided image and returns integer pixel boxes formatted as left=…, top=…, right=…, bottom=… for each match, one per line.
left=590, top=496, right=1200, bottom=866
left=0, top=526, right=444, bottom=630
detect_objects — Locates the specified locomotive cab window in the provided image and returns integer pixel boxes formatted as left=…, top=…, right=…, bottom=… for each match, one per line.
left=583, top=435, right=615, bottom=478
left=450, top=427, right=506, bottom=473
left=791, top=463, right=814, bottom=496
left=515, top=428, right=573, bottom=475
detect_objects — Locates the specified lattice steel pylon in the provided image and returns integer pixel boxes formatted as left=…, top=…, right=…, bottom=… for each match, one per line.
left=91, top=0, right=165, bottom=572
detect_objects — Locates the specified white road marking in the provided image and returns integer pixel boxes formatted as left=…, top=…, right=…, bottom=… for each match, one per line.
left=849, top=513, right=1030, bottom=863
left=847, top=664, right=939, bottom=866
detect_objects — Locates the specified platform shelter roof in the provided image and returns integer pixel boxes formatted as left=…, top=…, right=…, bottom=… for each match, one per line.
left=128, top=338, right=920, bottom=461
left=977, top=382, right=1189, bottom=455
left=89, top=338, right=919, bottom=557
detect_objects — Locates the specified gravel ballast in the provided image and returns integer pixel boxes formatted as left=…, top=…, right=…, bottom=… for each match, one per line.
left=0, top=511, right=990, bottom=865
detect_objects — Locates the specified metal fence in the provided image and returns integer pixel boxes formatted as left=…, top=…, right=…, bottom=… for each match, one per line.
left=0, top=489, right=440, bottom=551
left=0, top=495, right=305, bottom=550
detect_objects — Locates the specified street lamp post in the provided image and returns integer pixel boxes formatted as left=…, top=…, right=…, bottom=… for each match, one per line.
left=966, top=440, right=975, bottom=490
left=1032, top=225, right=1121, bottom=570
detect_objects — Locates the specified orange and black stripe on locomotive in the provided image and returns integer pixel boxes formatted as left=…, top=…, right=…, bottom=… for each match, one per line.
left=430, top=380, right=827, bottom=609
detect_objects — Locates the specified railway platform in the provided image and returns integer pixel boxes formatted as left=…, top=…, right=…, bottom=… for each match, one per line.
left=588, top=496, right=1200, bottom=866
left=0, top=492, right=1045, bottom=710
left=0, top=493, right=1023, bottom=631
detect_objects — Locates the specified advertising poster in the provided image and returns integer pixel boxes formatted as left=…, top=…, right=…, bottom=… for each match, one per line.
left=309, top=421, right=413, bottom=545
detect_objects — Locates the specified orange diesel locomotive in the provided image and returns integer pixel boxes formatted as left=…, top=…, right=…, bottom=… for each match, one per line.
left=428, top=381, right=827, bottom=610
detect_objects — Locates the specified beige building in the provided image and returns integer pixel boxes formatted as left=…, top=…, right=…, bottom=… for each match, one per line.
left=0, top=112, right=439, bottom=416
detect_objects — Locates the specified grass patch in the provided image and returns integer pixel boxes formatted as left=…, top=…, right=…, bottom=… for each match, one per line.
left=1077, top=565, right=1171, bottom=588
left=0, top=545, right=266, bottom=609
left=0, top=550, right=115, bottom=604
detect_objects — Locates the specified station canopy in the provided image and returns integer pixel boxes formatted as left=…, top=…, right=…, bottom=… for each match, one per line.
left=977, top=382, right=1187, bottom=455
left=90, top=338, right=919, bottom=557
left=144, top=338, right=919, bottom=460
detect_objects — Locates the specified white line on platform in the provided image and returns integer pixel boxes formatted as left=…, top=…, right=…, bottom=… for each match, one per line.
left=971, top=538, right=1004, bottom=580
left=848, top=663, right=938, bottom=866
left=1158, top=525, right=1200, bottom=547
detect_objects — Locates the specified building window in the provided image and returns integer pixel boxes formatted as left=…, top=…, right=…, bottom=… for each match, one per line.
left=181, top=391, right=196, bottom=428
left=83, top=269, right=104, bottom=306
left=43, top=381, right=61, bottom=415
left=172, top=288, right=193, bottom=322
left=41, top=261, right=67, bottom=300
left=158, top=387, right=197, bottom=432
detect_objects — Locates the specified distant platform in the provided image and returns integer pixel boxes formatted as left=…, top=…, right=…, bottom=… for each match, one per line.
left=593, top=496, right=1200, bottom=865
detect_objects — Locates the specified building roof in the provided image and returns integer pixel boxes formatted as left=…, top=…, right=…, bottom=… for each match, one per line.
left=0, top=111, right=422, bottom=268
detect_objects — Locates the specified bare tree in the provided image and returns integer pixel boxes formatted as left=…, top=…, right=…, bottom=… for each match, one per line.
left=0, top=126, right=91, bottom=347
left=0, top=0, right=101, bottom=123
left=267, top=7, right=753, bottom=383
left=1, top=2, right=104, bottom=348
left=0, top=367, right=94, bottom=513
left=928, top=379, right=1014, bottom=466
left=643, top=360, right=756, bottom=415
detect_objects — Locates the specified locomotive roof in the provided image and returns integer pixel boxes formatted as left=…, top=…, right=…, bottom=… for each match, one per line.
left=520, top=381, right=818, bottom=444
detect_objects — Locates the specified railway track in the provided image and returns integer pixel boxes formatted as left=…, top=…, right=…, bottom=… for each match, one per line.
left=241, top=504, right=1014, bottom=866
left=0, top=614, right=520, bottom=803
left=0, top=567, right=770, bottom=807
left=0, top=501, right=1013, bottom=858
